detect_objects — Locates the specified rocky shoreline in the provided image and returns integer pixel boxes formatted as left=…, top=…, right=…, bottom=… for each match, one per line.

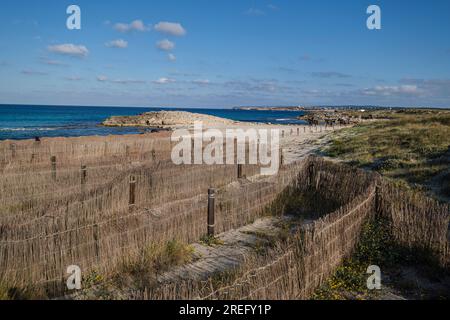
left=102, top=111, right=239, bottom=128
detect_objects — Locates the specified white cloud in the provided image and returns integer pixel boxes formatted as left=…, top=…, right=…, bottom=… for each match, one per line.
left=362, top=85, right=419, bottom=96
left=105, top=39, right=128, bottom=48
left=48, top=44, right=89, bottom=58
left=97, top=75, right=108, bottom=82
left=400, top=78, right=450, bottom=91
left=153, top=77, right=176, bottom=84
left=154, top=22, right=186, bottom=36
left=114, top=20, right=148, bottom=32
left=224, top=79, right=285, bottom=94
left=156, top=39, right=175, bottom=51
left=168, top=53, right=176, bottom=62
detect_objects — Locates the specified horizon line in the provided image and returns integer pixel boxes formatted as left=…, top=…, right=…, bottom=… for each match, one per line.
left=0, top=103, right=449, bottom=110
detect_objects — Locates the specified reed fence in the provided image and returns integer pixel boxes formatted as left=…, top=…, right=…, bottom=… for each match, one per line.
left=0, top=134, right=173, bottom=174
left=378, top=180, right=450, bottom=267
left=140, top=157, right=449, bottom=300
left=0, top=133, right=302, bottom=293
left=0, top=133, right=448, bottom=299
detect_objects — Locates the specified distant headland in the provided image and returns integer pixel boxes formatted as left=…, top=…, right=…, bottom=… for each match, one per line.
left=232, top=106, right=385, bottom=112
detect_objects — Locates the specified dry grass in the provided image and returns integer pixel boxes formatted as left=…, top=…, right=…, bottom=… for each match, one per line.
left=324, top=111, right=450, bottom=200
left=114, top=240, right=195, bottom=290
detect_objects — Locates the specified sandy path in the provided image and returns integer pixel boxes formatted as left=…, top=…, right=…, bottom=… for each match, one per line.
left=157, top=217, right=290, bottom=283
left=155, top=124, right=348, bottom=285
left=191, top=123, right=348, bottom=164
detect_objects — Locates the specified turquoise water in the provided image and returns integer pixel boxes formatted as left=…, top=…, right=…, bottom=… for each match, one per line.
left=0, top=105, right=306, bottom=140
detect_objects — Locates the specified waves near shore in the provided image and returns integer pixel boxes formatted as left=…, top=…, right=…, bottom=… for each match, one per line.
left=0, top=105, right=306, bottom=140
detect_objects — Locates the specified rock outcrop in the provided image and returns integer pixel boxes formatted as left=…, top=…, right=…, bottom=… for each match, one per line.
left=102, top=111, right=238, bottom=128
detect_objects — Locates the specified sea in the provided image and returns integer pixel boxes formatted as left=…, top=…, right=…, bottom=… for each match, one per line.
left=0, top=104, right=306, bottom=140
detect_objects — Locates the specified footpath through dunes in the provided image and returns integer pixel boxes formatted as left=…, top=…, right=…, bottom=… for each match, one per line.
left=155, top=217, right=295, bottom=283
left=70, top=216, right=300, bottom=300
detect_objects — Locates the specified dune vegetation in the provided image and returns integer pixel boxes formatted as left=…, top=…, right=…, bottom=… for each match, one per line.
left=324, top=109, right=450, bottom=201
left=315, top=109, right=450, bottom=300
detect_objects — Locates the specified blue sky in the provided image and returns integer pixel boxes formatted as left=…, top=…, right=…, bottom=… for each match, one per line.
left=0, top=0, right=449, bottom=108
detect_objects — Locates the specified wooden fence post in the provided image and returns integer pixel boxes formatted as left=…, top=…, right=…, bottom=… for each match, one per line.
left=233, top=138, right=238, bottom=164
left=81, top=164, right=87, bottom=186
left=51, top=156, right=57, bottom=181
left=191, top=139, right=195, bottom=164
left=280, top=148, right=284, bottom=167
left=297, top=128, right=300, bottom=136
left=375, top=184, right=381, bottom=215
left=129, top=175, right=136, bottom=207
left=34, top=137, right=41, bottom=149
left=237, top=164, right=243, bottom=179
left=208, top=188, right=215, bottom=236
left=10, top=144, right=16, bottom=159
left=245, top=140, right=249, bottom=164
left=308, top=162, right=315, bottom=187
left=93, top=224, right=100, bottom=257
